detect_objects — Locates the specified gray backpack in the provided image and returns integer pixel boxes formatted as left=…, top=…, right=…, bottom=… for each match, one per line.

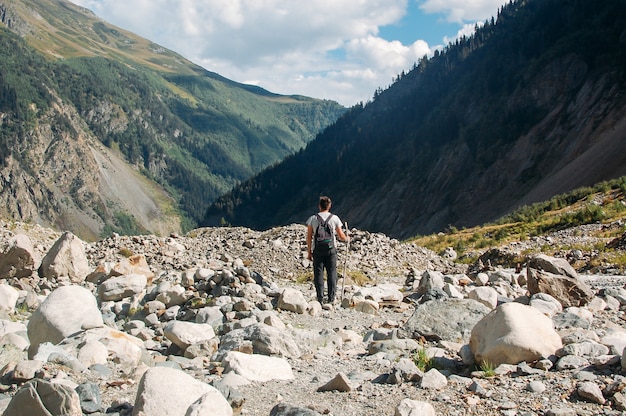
left=313, top=214, right=334, bottom=255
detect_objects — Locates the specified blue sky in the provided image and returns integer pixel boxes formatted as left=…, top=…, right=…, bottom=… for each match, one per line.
left=69, top=0, right=506, bottom=106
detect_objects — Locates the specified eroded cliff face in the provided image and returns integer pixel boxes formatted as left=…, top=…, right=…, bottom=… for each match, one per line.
left=0, top=97, right=180, bottom=241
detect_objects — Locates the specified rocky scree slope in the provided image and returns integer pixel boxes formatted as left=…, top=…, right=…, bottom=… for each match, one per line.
left=0, top=221, right=625, bottom=415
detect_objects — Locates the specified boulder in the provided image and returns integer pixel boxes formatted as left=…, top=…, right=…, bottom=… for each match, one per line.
left=529, top=293, right=563, bottom=317
left=277, top=288, right=308, bottom=314
left=0, top=234, right=40, bottom=279
left=4, top=379, right=82, bottom=416
left=402, top=299, right=491, bottom=343
left=468, top=287, right=498, bottom=309
left=528, top=254, right=577, bottom=278
left=416, top=270, right=444, bottom=295
left=164, top=321, right=216, bottom=350
left=469, top=302, right=562, bottom=367
left=526, top=254, right=594, bottom=307
left=133, top=366, right=226, bottom=416
left=526, top=268, right=594, bottom=307
left=0, top=284, right=20, bottom=314
left=222, top=351, right=294, bottom=382
left=98, top=273, right=147, bottom=302
left=185, top=390, right=233, bottom=416
left=27, top=285, right=103, bottom=358
left=355, top=284, right=403, bottom=303
left=216, top=323, right=300, bottom=360
left=110, top=254, right=154, bottom=284
left=38, top=232, right=90, bottom=283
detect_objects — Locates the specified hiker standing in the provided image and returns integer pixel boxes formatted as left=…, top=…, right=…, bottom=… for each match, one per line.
left=306, top=196, right=350, bottom=304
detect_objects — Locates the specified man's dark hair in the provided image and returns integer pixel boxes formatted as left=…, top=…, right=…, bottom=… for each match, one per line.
left=319, top=196, right=332, bottom=210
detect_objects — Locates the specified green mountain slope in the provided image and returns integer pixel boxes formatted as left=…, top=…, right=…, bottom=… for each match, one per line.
left=204, top=0, right=626, bottom=239
left=0, top=0, right=345, bottom=239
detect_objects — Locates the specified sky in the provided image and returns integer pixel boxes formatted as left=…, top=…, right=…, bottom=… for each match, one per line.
left=69, top=0, right=507, bottom=107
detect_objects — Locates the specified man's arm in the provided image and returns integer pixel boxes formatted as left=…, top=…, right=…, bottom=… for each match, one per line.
left=306, top=224, right=313, bottom=260
left=336, top=225, right=350, bottom=242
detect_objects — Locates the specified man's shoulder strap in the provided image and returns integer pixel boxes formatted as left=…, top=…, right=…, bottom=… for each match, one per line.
left=315, top=213, right=333, bottom=226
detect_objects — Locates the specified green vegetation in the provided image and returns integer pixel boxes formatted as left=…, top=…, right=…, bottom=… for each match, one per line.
left=411, top=347, right=433, bottom=372
left=412, top=176, right=626, bottom=269
left=479, top=360, right=496, bottom=377
left=100, top=212, right=146, bottom=238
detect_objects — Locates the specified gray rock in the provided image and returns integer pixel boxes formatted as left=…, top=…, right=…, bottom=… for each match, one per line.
left=4, top=379, right=82, bottom=416
left=76, top=382, right=102, bottom=414
left=216, top=323, right=300, bottom=360
left=420, top=368, right=447, bottom=390
left=577, top=381, right=605, bottom=404
left=98, top=274, right=147, bottom=302
left=0, top=234, right=40, bottom=279
left=402, top=299, right=490, bottom=343
left=527, top=267, right=594, bottom=308
left=556, top=355, right=590, bottom=370
left=528, top=254, right=578, bottom=278
left=270, top=403, right=322, bottom=416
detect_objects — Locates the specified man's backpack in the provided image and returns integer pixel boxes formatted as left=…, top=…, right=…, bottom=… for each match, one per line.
left=313, top=214, right=334, bottom=255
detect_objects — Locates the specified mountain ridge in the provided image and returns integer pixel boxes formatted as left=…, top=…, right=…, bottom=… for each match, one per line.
left=0, top=0, right=345, bottom=240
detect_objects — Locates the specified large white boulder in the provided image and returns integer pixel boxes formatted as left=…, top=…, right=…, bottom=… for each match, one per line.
left=27, top=285, right=103, bottom=358
left=468, top=286, right=498, bottom=309
left=133, top=367, right=228, bottom=416
left=469, top=302, right=562, bottom=367
left=98, top=273, right=147, bottom=302
left=164, top=321, right=216, bottom=350
left=222, top=351, right=294, bottom=382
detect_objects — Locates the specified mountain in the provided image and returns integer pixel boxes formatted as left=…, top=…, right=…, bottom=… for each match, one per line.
left=204, top=0, right=626, bottom=239
left=0, top=0, right=345, bottom=240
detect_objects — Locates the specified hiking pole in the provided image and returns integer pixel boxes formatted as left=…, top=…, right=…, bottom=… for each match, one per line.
left=341, top=222, right=349, bottom=302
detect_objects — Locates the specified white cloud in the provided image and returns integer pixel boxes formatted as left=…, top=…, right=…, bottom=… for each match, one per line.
left=418, top=0, right=502, bottom=23
left=443, top=22, right=484, bottom=45
left=69, top=0, right=503, bottom=106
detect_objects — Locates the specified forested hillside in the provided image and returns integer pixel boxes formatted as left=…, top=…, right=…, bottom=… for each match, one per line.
left=0, top=0, right=344, bottom=238
left=205, top=0, right=626, bottom=239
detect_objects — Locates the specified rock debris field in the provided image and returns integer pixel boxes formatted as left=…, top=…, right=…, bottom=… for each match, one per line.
left=0, top=220, right=626, bottom=415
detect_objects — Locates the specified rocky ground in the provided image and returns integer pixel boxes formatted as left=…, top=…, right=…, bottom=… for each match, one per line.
left=0, top=220, right=626, bottom=415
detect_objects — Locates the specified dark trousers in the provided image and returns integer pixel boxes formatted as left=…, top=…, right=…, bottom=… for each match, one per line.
left=313, top=251, right=337, bottom=302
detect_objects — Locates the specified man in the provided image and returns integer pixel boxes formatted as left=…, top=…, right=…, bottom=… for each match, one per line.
left=306, top=196, right=350, bottom=304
